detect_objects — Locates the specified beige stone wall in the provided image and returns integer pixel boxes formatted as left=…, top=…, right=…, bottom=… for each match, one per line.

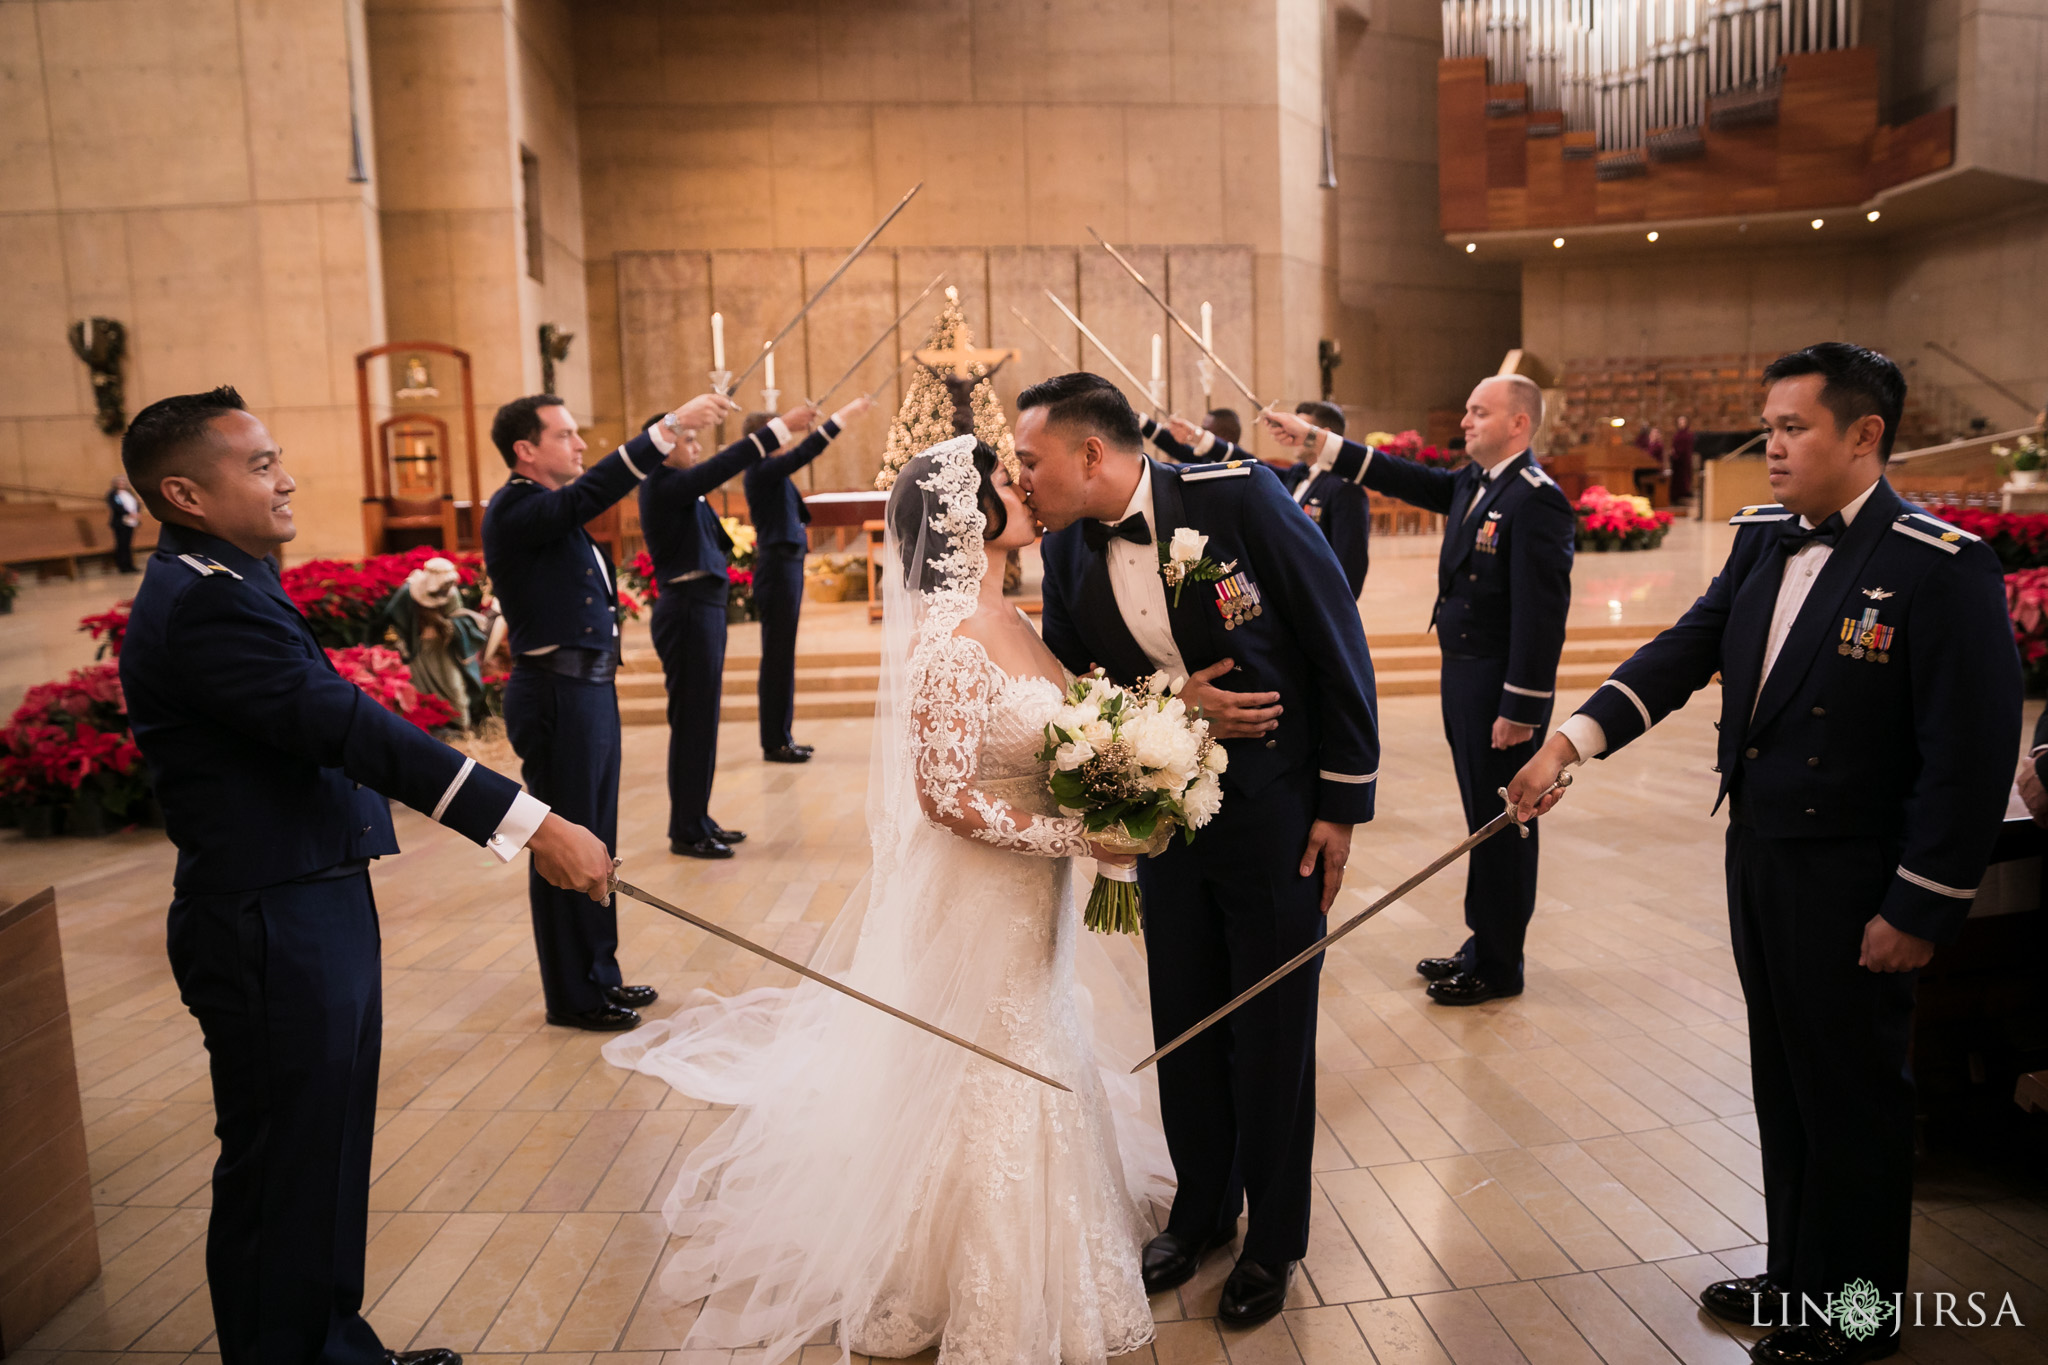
left=574, top=0, right=1345, bottom=473
left=0, top=0, right=387, bottom=560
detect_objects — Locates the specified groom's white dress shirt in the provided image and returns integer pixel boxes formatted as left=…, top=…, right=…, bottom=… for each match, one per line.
left=1105, top=460, right=1189, bottom=681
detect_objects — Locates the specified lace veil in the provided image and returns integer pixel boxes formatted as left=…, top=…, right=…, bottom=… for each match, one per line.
left=602, top=436, right=1169, bottom=1364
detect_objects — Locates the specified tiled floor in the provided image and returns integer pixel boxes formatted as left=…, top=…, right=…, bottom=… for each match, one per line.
left=5, top=515, right=2045, bottom=1364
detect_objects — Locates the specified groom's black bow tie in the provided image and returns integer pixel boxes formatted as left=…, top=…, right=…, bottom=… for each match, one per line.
left=1779, top=512, right=1847, bottom=554
left=1084, top=513, right=1152, bottom=553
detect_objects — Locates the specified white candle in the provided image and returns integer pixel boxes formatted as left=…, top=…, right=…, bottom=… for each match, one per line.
left=764, top=346, right=776, bottom=393
left=1201, top=301, right=1213, bottom=350
left=1151, top=333, right=1163, bottom=387
left=711, top=312, right=725, bottom=370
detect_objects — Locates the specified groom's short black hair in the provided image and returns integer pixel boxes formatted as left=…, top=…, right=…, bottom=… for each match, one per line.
left=1016, top=372, right=1143, bottom=452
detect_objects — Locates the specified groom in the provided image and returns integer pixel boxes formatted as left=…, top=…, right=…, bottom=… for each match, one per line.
left=1017, top=373, right=1379, bottom=1326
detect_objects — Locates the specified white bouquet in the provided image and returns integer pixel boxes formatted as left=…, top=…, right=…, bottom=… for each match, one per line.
left=1038, top=669, right=1228, bottom=933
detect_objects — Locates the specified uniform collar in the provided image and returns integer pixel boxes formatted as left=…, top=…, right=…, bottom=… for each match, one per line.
left=155, top=522, right=281, bottom=580
left=1475, top=448, right=1530, bottom=481
left=1800, top=476, right=1881, bottom=530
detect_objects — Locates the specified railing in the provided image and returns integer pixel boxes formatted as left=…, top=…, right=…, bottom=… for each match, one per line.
left=0, top=481, right=109, bottom=507
left=1442, top=0, right=1861, bottom=154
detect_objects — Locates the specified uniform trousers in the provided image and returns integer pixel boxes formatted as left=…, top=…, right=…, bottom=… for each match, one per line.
left=1440, top=653, right=1548, bottom=989
left=1726, top=815, right=1917, bottom=1302
left=1138, top=765, right=1324, bottom=1263
left=167, top=867, right=387, bottom=1365
left=649, top=585, right=727, bottom=844
left=753, top=544, right=805, bottom=752
left=503, top=664, right=623, bottom=1015
left=111, top=519, right=136, bottom=573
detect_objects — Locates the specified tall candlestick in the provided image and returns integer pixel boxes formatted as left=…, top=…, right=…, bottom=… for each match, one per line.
left=1151, top=333, right=1163, bottom=388
left=712, top=312, right=725, bottom=371
left=764, top=346, right=776, bottom=394
left=1201, top=301, right=1213, bottom=350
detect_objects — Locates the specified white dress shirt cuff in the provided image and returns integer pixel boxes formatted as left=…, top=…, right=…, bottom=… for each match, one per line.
left=1311, top=428, right=1347, bottom=471
left=1192, top=430, right=1216, bottom=457
left=486, top=790, right=551, bottom=862
left=646, top=421, right=676, bottom=456
left=767, top=416, right=792, bottom=446
left=1556, top=713, right=1606, bottom=764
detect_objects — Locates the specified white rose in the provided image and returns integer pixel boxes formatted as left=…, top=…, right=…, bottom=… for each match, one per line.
left=1054, top=739, right=1094, bottom=771
left=1183, top=772, right=1223, bottom=828
left=1148, top=670, right=1173, bottom=696
left=1203, top=742, right=1229, bottom=774
left=1080, top=718, right=1113, bottom=748
left=1169, top=526, right=1209, bottom=564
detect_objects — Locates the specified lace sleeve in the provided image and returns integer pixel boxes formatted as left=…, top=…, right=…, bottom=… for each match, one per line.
left=912, top=636, right=1090, bottom=858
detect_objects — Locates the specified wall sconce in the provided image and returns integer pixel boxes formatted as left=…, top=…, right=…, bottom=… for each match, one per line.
left=538, top=323, right=574, bottom=395
left=69, top=317, right=128, bottom=434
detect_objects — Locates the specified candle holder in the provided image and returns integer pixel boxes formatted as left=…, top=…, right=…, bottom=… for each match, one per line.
left=1148, top=380, right=1166, bottom=414
left=761, top=388, right=781, bottom=412
left=709, top=369, right=733, bottom=397
left=1196, top=357, right=1215, bottom=409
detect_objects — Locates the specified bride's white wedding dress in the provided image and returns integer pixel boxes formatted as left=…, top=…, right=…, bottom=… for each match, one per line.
left=603, top=436, right=1169, bottom=1365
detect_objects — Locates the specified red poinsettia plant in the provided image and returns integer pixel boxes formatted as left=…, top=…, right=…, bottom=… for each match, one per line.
left=281, top=546, right=488, bottom=648
left=0, top=662, right=147, bottom=821
left=1369, top=429, right=1464, bottom=470
left=1927, top=506, right=2048, bottom=571
left=326, top=645, right=459, bottom=730
left=1574, top=485, right=1675, bottom=552
left=2005, top=568, right=2048, bottom=692
left=80, top=600, right=132, bottom=658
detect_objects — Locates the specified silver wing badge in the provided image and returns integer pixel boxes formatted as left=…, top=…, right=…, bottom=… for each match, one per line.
left=1862, top=587, right=1894, bottom=600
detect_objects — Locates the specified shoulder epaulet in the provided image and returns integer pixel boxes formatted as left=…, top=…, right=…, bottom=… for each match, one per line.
left=1520, top=464, right=1556, bottom=489
left=1729, top=504, right=1794, bottom=524
left=1181, top=461, right=1252, bottom=482
left=1892, top=512, right=1977, bottom=554
left=176, top=553, right=244, bottom=580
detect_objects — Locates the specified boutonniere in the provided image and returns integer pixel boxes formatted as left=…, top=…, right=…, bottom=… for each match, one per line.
left=1159, top=527, right=1236, bottom=606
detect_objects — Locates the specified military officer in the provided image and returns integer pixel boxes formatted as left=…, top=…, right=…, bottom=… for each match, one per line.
left=117, top=387, right=615, bottom=1365
left=640, top=402, right=816, bottom=858
left=484, top=388, right=735, bottom=1031
left=1509, top=344, right=2021, bottom=1365
left=741, top=394, right=872, bottom=763
left=1274, top=400, right=1370, bottom=597
left=1139, top=406, right=1247, bottom=464
left=1269, top=374, right=1574, bottom=1005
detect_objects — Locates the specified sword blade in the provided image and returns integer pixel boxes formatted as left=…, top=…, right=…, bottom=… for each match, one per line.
left=1007, top=305, right=1078, bottom=373
left=1042, top=290, right=1163, bottom=413
left=1132, top=803, right=1535, bottom=1073
left=1086, top=228, right=1266, bottom=413
left=724, top=182, right=924, bottom=396
left=614, top=879, right=1071, bottom=1092
left=813, top=272, right=946, bottom=409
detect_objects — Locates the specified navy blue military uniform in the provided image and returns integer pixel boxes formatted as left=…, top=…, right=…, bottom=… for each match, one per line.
left=484, top=429, right=661, bottom=1016
left=742, top=416, right=845, bottom=753
left=107, top=485, right=138, bottom=573
left=1139, top=413, right=1240, bottom=464
left=1328, top=438, right=1574, bottom=990
left=122, top=523, right=523, bottom=1364
left=1281, top=462, right=1371, bottom=598
left=641, top=421, right=792, bottom=843
left=1040, top=458, right=1379, bottom=1264
left=1568, top=482, right=2018, bottom=1307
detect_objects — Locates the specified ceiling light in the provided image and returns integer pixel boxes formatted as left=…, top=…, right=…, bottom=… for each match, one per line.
left=1811, top=218, right=1824, bottom=229
left=1465, top=242, right=1477, bottom=253
left=1609, top=417, right=1626, bottom=427
left=1646, top=231, right=1659, bottom=242
left=1866, top=210, right=1881, bottom=222
left=1552, top=237, right=1565, bottom=248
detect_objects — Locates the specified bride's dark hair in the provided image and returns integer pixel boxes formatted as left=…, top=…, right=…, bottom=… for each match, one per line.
left=890, top=440, right=1009, bottom=591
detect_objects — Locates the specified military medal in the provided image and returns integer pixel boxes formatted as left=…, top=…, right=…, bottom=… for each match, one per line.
left=1839, top=607, right=1893, bottom=663
left=1213, top=571, right=1262, bottom=630
left=1474, top=512, right=1501, bottom=555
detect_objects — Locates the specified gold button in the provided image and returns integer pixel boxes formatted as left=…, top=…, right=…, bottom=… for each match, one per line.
left=1744, top=747, right=1758, bottom=759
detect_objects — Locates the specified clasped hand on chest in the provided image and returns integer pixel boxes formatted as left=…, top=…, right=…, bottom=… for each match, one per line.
left=1180, top=658, right=1281, bottom=739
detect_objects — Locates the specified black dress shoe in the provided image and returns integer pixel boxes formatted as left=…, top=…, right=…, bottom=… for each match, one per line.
left=1140, top=1226, right=1236, bottom=1295
left=545, top=1005, right=641, bottom=1032
left=710, top=823, right=747, bottom=844
left=764, top=745, right=812, bottom=763
left=389, top=1350, right=463, bottom=1365
left=1750, top=1323, right=1899, bottom=1363
left=1699, top=1273, right=1787, bottom=1326
left=1415, top=956, right=1463, bottom=982
left=1426, top=971, right=1522, bottom=1006
left=605, top=984, right=659, bottom=1009
left=1218, top=1258, right=1295, bottom=1327
left=671, top=836, right=734, bottom=859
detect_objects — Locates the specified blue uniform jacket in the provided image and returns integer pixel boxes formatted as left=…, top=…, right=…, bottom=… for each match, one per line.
left=742, top=418, right=843, bottom=550
left=1574, top=481, right=2021, bottom=943
left=1040, top=458, right=1381, bottom=824
left=483, top=429, right=665, bottom=655
left=122, top=524, right=521, bottom=894
left=1282, top=463, right=1371, bottom=599
left=1330, top=440, right=1574, bottom=727
left=641, top=423, right=790, bottom=600
left=1139, top=414, right=1242, bottom=465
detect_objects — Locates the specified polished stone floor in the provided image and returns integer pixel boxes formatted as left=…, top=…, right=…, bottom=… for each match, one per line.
left=5, top=516, right=2044, bottom=1364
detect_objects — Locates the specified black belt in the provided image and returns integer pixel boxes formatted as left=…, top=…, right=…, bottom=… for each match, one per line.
left=515, top=647, right=619, bottom=684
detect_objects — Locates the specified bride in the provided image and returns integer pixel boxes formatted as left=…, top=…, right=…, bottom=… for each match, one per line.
left=604, top=433, right=1172, bottom=1365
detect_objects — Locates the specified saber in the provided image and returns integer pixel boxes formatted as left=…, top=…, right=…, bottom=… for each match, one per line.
left=1132, top=777, right=1570, bottom=1073
left=612, top=876, right=1071, bottom=1092
left=724, top=182, right=924, bottom=396
left=1087, top=228, right=1267, bottom=414
left=1042, top=290, right=1164, bottom=415
left=811, top=273, right=946, bottom=409
left=1007, top=305, right=1079, bottom=372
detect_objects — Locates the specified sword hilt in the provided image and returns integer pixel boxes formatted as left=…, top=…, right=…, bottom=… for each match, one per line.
left=1498, top=771, right=1572, bottom=838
